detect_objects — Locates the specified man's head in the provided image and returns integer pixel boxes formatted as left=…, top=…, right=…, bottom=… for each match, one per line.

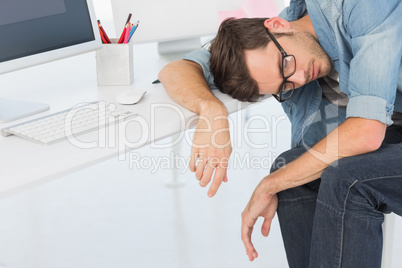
left=209, top=17, right=332, bottom=102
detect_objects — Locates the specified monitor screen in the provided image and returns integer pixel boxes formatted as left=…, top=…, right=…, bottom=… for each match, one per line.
left=0, top=0, right=102, bottom=123
left=0, top=0, right=102, bottom=74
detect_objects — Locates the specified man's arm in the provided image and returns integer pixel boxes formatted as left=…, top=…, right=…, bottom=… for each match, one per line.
left=241, top=117, right=386, bottom=261
left=268, top=117, right=386, bottom=192
left=158, top=60, right=232, bottom=197
left=159, top=60, right=223, bottom=115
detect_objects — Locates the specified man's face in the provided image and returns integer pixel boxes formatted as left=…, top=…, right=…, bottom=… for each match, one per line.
left=245, top=30, right=332, bottom=95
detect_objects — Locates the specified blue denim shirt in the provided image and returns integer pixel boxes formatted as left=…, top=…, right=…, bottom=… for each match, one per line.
left=183, top=0, right=402, bottom=148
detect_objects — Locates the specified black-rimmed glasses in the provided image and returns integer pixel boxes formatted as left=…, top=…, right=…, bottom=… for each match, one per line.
left=266, top=28, right=296, bottom=102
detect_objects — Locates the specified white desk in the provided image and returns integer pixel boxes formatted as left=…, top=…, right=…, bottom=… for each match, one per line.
left=0, top=43, right=254, bottom=198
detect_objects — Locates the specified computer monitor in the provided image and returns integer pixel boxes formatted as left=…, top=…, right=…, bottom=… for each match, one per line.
left=111, top=0, right=288, bottom=62
left=0, top=0, right=102, bottom=123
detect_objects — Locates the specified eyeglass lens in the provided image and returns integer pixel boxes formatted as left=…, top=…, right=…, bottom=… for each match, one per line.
left=282, top=55, right=295, bottom=78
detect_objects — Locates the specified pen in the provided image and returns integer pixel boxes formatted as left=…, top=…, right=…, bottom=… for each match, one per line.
left=128, top=20, right=139, bottom=42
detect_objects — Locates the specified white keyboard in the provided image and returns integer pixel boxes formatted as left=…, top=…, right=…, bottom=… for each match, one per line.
left=1, top=102, right=137, bottom=145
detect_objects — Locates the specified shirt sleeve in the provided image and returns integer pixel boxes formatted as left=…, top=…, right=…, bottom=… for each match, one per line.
left=182, top=48, right=218, bottom=90
left=344, top=0, right=402, bottom=125
left=279, top=0, right=307, bottom=21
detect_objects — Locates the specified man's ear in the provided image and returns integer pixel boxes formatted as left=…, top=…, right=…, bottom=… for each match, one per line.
left=264, top=17, right=291, bottom=31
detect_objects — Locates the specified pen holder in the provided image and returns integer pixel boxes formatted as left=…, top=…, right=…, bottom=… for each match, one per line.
left=95, top=38, right=134, bottom=86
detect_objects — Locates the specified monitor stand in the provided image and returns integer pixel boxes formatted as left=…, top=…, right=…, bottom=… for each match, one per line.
left=0, top=98, right=49, bottom=123
left=157, top=37, right=203, bottom=62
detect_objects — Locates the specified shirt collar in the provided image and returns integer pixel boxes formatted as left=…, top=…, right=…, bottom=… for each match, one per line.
left=306, top=0, right=339, bottom=61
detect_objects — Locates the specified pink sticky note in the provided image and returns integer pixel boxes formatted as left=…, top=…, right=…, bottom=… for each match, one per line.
left=218, top=9, right=246, bottom=24
left=241, top=0, right=280, bottom=18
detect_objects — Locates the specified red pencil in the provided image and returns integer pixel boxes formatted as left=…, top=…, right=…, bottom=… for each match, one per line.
left=118, top=22, right=130, bottom=43
left=98, top=26, right=107, bottom=43
left=97, top=20, right=111, bottom=43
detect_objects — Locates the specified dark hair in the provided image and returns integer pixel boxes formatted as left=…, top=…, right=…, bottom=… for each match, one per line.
left=209, top=17, right=289, bottom=102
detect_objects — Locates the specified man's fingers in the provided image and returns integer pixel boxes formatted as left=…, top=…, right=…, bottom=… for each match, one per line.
left=207, top=166, right=226, bottom=197
left=241, top=210, right=259, bottom=261
left=189, top=152, right=197, bottom=172
left=199, top=158, right=216, bottom=187
left=261, top=217, right=272, bottom=237
left=195, top=155, right=206, bottom=180
left=241, top=222, right=258, bottom=261
left=223, top=173, right=228, bottom=183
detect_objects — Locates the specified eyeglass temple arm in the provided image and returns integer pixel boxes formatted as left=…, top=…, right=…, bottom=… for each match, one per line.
left=265, top=28, right=287, bottom=55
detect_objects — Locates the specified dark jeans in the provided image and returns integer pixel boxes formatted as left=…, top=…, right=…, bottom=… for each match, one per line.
left=272, top=125, right=402, bottom=268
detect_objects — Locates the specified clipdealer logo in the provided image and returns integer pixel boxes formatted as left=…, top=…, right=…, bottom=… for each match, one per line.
left=63, top=101, right=289, bottom=161
left=128, top=151, right=282, bottom=174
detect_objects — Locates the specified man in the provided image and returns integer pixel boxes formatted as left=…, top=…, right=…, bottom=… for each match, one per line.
left=159, top=0, right=402, bottom=266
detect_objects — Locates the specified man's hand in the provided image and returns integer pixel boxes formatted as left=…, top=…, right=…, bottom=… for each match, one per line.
left=241, top=179, right=278, bottom=261
left=239, top=117, right=386, bottom=261
left=189, top=111, right=232, bottom=197
left=159, top=60, right=233, bottom=197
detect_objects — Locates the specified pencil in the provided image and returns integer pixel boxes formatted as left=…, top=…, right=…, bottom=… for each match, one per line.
left=97, top=20, right=111, bottom=43
left=128, top=20, right=139, bottom=42
left=123, top=23, right=132, bottom=44
left=118, top=13, right=133, bottom=43
left=125, top=13, right=132, bottom=25
left=118, top=22, right=130, bottom=43
left=98, top=26, right=107, bottom=43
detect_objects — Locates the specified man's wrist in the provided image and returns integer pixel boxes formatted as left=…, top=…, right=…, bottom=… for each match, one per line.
left=257, top=176, right=278, bottom=199
left=199, top=100, right=228, bottom=117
